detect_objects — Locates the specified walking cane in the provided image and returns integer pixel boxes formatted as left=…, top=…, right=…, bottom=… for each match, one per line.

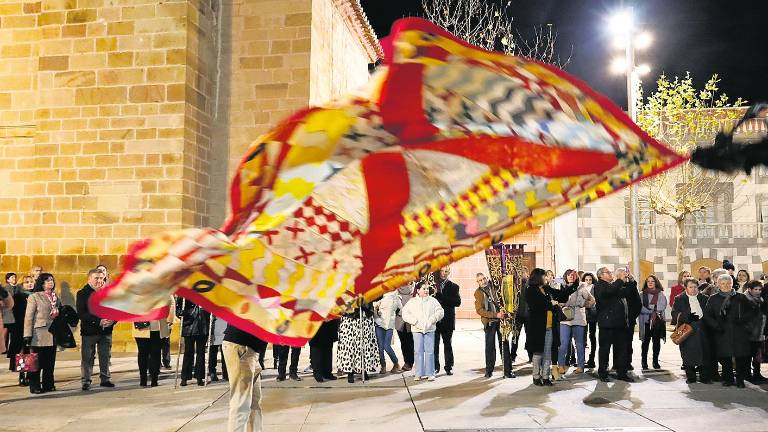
left=204, top=312, right=215, bottom=387
left=359, top=297, right=366, bottom=384
left=174, top=297, right=185, bottom=389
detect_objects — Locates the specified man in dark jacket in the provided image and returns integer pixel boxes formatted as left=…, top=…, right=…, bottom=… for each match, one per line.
left=474, top=273, right=513, bottom=378
left=176, top=297, right=210, bottom=386
left=434, top=267, right=461, bottom=375
left=76, top=268, right=115, bottom=390
left=594, top=266, right=636, bottom=382
left=618, top=267, right=642, bottom=372
left=309, top=318, right=339, bottom=382
left=222, top=323, right=267, bottom=432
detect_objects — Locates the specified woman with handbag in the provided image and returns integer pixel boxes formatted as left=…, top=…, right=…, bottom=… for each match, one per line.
left=23, top=273, right=61, bottom=394
left=671, top=278, right=711, bottom=383
left=525, top=268, right=576, bottom=386
left=639, top=275, right=668, bottom=370
left=558, top=270, right=595, bottom=375
left=133, top=296, right=175, bottom=387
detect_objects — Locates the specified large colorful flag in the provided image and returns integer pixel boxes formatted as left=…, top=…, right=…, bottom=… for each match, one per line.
left=91, top=18, right=685, bottom=346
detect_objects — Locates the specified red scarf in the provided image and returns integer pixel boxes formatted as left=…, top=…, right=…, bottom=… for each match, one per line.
left=43, top=290, right=59, bottom=319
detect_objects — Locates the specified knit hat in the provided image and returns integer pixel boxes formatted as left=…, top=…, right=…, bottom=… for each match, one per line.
left=722, top=259, right=735, bottom=271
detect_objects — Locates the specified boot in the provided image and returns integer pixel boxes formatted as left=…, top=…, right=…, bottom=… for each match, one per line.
left=210, top=371, right=219, bottom=382
left=401, top=364, right=412, bottom=371
left=289, top=372, right=302, bottom=381
left=379, top=362, right=387, bottom=374
left=139, top=375, right=148, bottom=387
left=347, top=373, right=355, bottom=383
left=641, top=347, right=649, bottom=370
left=652, top=345, right=661, bottom=369
left=19, top=373, right=28, bottom=387
left=150, top=375, right=159, bottom=387
left=390, top=362, right=401, bottom=373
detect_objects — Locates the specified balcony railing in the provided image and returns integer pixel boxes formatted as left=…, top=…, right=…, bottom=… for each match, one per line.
left=612, top=223, right=768, bottom=240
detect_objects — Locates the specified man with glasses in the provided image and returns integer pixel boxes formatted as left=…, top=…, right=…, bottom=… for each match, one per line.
left=77, top=268, right=116, bottom=390
left=594, top=267, right=636, bottom=382
left=474, top=273, right=514, bottom=378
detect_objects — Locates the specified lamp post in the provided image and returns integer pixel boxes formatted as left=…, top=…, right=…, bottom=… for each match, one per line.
left=608, top=8, right=651, bottom=280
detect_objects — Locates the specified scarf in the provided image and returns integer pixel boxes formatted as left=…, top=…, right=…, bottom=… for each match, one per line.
left=643, top=288, right=661, bottom=325
left=43, top=290, right=59, bottom=319
left=686, top=292, right=703, bottom=318
left=718, top=289, right=737, bottom=318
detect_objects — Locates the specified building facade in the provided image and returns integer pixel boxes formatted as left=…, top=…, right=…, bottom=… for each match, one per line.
left=0, top=0, right=380, bottom=349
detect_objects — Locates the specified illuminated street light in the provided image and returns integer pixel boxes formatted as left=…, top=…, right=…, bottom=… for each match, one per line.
left=606, top=6, right=653, bottom=284
left=635, top=31, right=653, bottom=50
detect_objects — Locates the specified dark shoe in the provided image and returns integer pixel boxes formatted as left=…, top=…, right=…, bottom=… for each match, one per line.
left=289, top=372, right=302, bottom=381
left=504, top=372, right=516, bottom=379
left=100, top=381, right=115, bottom=388
left=533, top=378, right=543, bottom=386
left=31, top=388, right=44, bottom=394
left=323, top=374, right=338, bottom=381
left=653, top=362, right=661, bottom=370
left=43, top=386, right=56, bottom=392
left=736, top=381, right=746, bottom=388
left=180, top=379, right=188, bottom=386
left=140, top=376, right=148, bottom=387
left=585, top=360, right=596, bottom=369
left=700, top=379, right=712, bottom=384
left=685, top=377, right=697, bottom=384
left=82, top=383, right=91, bottom=391
left=484, top=371, right=492, bottom=378
left=210, top=373, right=219, bottom=382
left=276, top=374, right=286, bottom=382
left=641, top=361, right=649, bottom=370
left=163, top=364, right=172, bottom=370
left=313, top=374, right=325, bottom=383
left=627, top=364, right=634, bottom=371
left=599, top=375, right=610, bottom=382
left=197, top=379, right=204, bottom=386
left=347, top=373, right=355, bottom=383
left=151, top=375, right=159, bottom=387
left=542, top=379, right=554, bottom=386
left=445, top=368, right=453, bottom=376
left=615, top=374, right=635, bottom=383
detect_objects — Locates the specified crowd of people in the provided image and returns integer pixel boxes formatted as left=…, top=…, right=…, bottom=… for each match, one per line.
left=2, top=260, right=767, bottom=431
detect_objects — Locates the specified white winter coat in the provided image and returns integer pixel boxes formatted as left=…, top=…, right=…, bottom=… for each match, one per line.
left=374, top=291, right=402, bottom=330
left=401, top=295, right=444, bottom=333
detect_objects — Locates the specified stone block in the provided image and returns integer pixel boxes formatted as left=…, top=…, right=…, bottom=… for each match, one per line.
left=54, top=70, right=95, bottom=87
left=0, top=3, right=23, bottom=15
left=66, top=8, right=96, bottom=24
left=75, top=87, right=127, bottom=105
left=157, top=2, right=185, bottom=17
left=107, top=51, right=133, bottom=67
left=3, top=15, right=36, bottom=28
left=270, top=40, right=290, bottom=54
left=147, top=66, right=185, bottom=82
left=70, top=52, right=106, bottom=69
left=107, top=21, right=134, bottom=36
left=129, top=84, right=165, bottom=103
left=62, top=24, right=86, bottom=37
left=73, top=38, right=95, bottom=53
left=166, top=83, right=184, bottom=102
left=263, top=55, right=282, bottom=68
left=121, top=5, right=156, bottom=20
left=41, top=0, right=76, bottom=11
left=97, top=68, right=143, bottom=85
left=253, top=83, right=288, bottom=98
left=291, top=38, right=310, bottom=53
left=135, top=50, right=165, bottom=66
left=39, top=55, right=69, bottom=71
left=165, top=48, right=185, bottom=65
left=153, top=33, right=185, bottom=49
left=95, top=36, right=117, bottom=52
left=239, top=56, right=262, bottom=69
left=285, top=12, right=311, bottom=26
left=1, top=43, right=32, bottom=58
left=23, top=2, right=42, bottom=14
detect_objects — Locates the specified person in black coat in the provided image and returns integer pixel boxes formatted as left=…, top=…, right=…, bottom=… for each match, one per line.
left=743, top=280, right=767, bottom=384
left=524, top=268, right=575, bottom=386
left=309, top=318, right=340, bottom=382
left=175, top=297, right=210, bottom=386
left=671, top=278, right=711, bottom=383
left=703, top=274, right=756, bottom=388
left=622, top=269, right=642, bottom=372
left=594, top=266, right=637, bottom=382
left=76, top=268, right=115, bottom=390
left=433, top=267, right=461, bottom=375
left=8, top=275, right=34, bottom=385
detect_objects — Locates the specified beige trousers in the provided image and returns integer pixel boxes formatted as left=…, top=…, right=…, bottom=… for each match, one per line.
left=222, top=341, right=263, bottom=432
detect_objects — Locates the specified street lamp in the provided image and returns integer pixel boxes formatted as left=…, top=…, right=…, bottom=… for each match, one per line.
left=607, top=7, right=652, bottom=281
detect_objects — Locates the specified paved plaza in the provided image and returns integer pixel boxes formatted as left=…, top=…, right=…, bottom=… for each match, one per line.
left=1, top=320, right=767, bottom=432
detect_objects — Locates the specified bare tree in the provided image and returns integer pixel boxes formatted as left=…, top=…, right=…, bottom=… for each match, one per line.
left=635, top=73, right=745, bottom=272
left=421, top=0, right=571, bottom=68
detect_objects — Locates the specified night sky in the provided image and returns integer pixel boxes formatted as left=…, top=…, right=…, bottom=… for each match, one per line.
left=360, top=0, right=768, bottom=110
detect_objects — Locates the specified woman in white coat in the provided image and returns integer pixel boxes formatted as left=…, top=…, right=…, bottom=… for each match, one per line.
left=133, top=296, right=175, bottom=387
left=402, top=281, right=444, bottom=381
left=374, top=290, right=403, bottom=373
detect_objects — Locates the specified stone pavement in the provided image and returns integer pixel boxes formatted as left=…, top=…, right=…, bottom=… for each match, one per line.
left=1, top=320, right=768, bottom=432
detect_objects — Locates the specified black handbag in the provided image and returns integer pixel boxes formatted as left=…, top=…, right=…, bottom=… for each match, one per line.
left=553, top=304, right=569, bottom=322
left=134, top=321, right=151, bottom=330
